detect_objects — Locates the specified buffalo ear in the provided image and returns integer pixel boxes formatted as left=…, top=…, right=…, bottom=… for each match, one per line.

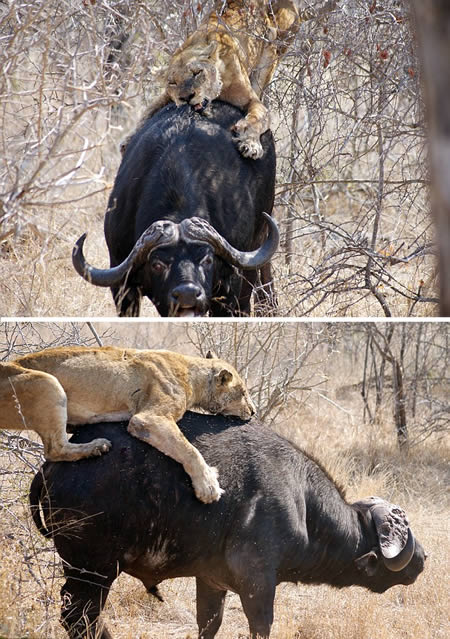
left=206, top=350, right=218, bottom=359
left=215, top=369, right=233, bottom=387
left=354, top=551, right=379, bottom=577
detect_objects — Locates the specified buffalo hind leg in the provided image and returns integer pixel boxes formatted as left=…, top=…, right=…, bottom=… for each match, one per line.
left=196, top=578, right=227, bottom=639
left=60, top=569, right=115, bottom=639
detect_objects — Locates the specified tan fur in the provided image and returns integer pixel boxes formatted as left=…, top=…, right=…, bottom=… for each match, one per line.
left=0, top=347, right=256, bottom=503
left=123, top=1, right=300, bottom=160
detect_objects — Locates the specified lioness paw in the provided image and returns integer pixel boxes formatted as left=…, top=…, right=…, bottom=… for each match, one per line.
left=192, top=465, right=224, bottom=504
left=236, top=137, right=264, bottom=160
left=232, top=120, right=264, bottom=159
left=89, top=438, right=112, bottom=457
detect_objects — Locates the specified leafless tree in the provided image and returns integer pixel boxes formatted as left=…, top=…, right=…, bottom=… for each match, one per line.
left=185, top=320, right=335, bottom=425
left=272, top=0, right=436, bottom=316
left=359, top=321, right=449, bottom=449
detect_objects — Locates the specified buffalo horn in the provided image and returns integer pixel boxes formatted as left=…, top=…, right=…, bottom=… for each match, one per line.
left=72, top=221, right=180, bottom=287
left=358, top=497, right=416, bottom=572
left=179, top=212, right=279, bottom=269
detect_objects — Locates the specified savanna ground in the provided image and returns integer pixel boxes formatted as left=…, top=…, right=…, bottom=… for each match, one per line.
left=0, top=0, right=440, bottom=318
left=0, top=320, right=448, bottom=638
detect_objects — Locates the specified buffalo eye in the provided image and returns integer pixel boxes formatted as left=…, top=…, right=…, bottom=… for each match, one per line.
left=201, top=254, right=214, bottom=267
left=150, top=260, right=167, bottom=274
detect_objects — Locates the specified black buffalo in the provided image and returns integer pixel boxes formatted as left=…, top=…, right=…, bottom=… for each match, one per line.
left=30, top=414, right=426, bottom=639
left=72, top=101, right=278, bottom=317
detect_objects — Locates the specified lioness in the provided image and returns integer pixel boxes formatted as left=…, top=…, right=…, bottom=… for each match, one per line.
left=122, top=0, right=299, bottom=160
left=0, top=347, right=256, bottom=503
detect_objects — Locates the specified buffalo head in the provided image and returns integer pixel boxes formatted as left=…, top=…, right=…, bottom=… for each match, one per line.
left=353, top=496, right=426, bottom=593
left=72, top=213, right=279, bottom=317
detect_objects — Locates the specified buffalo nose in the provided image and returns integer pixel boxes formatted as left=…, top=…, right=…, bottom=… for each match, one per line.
left=171, top=283, right=202, bottom=306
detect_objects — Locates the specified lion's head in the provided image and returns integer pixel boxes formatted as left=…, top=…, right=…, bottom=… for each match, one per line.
left=204, top=352, right=256, bottom=421
left=166, top=41, right=223, bottom=113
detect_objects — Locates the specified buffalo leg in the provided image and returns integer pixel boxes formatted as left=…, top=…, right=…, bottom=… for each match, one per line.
left=196, top=578, right=227, bottom=639
left=60, top=569, right=115, bottom=639
left=239, top=582, right=276, bottom=639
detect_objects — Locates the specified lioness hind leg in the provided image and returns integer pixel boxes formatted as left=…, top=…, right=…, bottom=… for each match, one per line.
left=128, top=412, right=224, bottom=503
left=4, top=369, right=111, bottom=462
left=42, top=430, right=112, bottom=463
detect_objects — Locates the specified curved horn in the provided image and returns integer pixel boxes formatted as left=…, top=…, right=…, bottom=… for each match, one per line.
left=357, top=497, right=416, bottom=572
left=179, top=212, right=279, bottom=269
left=72, top=221, right=180, bottom=287
left=382, top=527, right=416, bottom=572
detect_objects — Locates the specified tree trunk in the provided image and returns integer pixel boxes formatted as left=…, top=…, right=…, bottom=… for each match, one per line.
left=409, top=1, right=450, bottom=315
left=393, top=358, right=408, bottom=452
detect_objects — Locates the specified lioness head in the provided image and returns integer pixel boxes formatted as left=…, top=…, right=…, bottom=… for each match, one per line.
left=166, top=42, right=223, bottom=113
left=206, top=352, right=256, bottom=420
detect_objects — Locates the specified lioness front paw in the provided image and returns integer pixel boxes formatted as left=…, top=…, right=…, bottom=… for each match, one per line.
left=232, top=118, right=264, bottom=160
left=236, top=137, right=264, bottom=160
left=232, top=120, right=264, bottom=159
left=89, top=438, right=112, bottom=457
left=192, top=465, right=224, bottom=504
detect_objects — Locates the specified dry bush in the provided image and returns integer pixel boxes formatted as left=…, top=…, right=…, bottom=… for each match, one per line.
left=0, top=320, right=448, bottom=637
left=0, top=0, right=439, bottom=317
left=271, top=0, right=436, bottom=316
left=0, top=0, right=172, bottom=317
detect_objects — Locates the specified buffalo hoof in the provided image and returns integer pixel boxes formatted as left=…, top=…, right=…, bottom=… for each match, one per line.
left=192, top=464, right=224, bottom=504
left=147, top=585, right=164, bottom=602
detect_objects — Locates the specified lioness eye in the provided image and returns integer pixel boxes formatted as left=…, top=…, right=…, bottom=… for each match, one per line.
left=193, top=70, right=202, bottom=77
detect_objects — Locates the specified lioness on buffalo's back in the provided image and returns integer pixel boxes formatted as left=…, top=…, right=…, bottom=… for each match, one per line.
left=71, top=1, right=302, bottom=317
left=0, top=346, right=255, bottom=503
left=122, top=0, right=300, bottom=159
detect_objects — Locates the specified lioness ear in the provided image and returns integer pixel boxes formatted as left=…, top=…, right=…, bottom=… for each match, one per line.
left=204, top=40, right=218, bottom=58
left=215, top=369, right=233, bottom=387
left=206, top=350, right=218, bottom=360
